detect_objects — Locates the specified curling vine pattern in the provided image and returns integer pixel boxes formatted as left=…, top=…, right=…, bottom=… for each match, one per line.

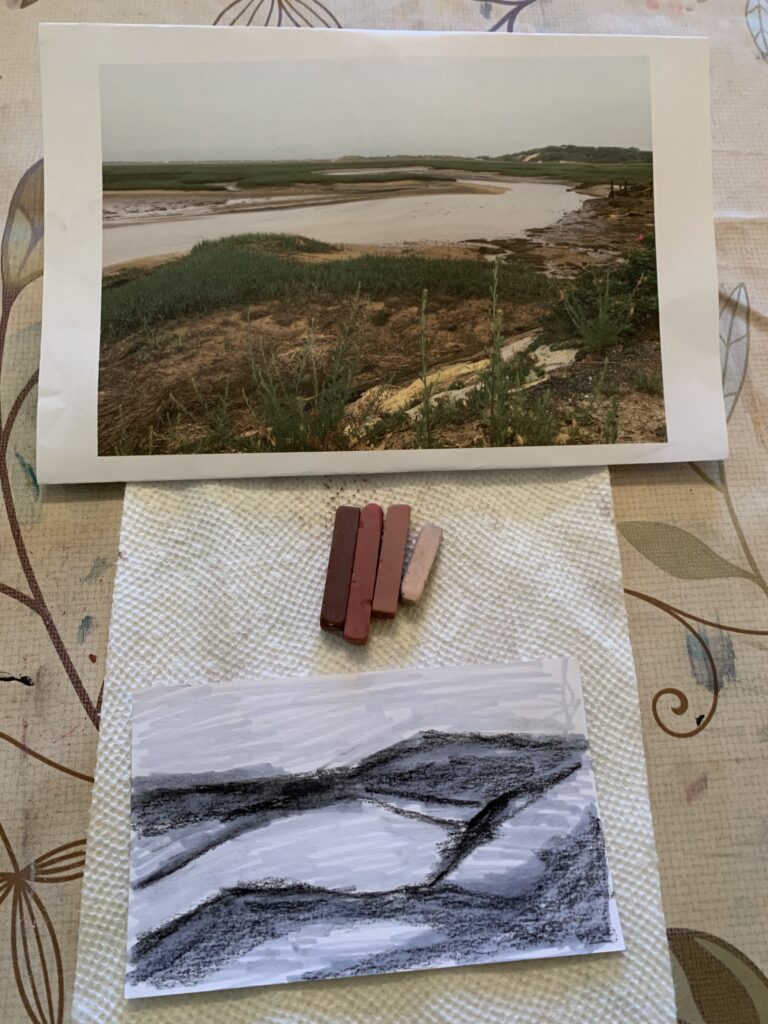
left=0, top=824, right=85, bottom=1024
left=619, top=284, right=763, bottom=738
left=0, top=163, right=100, bottom=731
left=470, top=0, right=541, bottom=32
left=0, top=158, right=100, bottom=1024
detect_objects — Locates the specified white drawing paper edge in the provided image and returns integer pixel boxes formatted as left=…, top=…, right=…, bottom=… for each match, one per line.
left=37, top=25, right=726, bottom=483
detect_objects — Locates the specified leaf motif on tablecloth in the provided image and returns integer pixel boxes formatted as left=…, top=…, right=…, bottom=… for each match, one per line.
left=9, top=883, right=64, bottom=1024
left=669, top=928, right=768, bottom=1024
left=618, top=522, right=753, bottom=581
left=747, top=0, right=768, bottom=61
left=214, top=0, right=340, bottom=27
left=469, top=0, right=541, bottom=32
left=0, top=830, right=86, bottom=1024
left=27, top=840, right=86, bottom=885
left=720, top=283, right=750, bottom=420
left=0, top=160, right=43, bottom=306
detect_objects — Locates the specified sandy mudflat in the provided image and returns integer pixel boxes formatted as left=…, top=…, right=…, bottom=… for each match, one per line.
left=102, top=175, right=586, bottom=266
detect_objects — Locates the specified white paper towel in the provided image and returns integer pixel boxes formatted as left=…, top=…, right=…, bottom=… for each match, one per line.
left=72, top=467, right=676, bottom=1023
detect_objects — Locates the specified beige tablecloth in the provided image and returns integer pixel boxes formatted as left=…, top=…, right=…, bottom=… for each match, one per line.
left=1, top=2, right=767, bottom=1022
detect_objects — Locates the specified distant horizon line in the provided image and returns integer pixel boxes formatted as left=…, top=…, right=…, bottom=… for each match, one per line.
left=103, top=147, right=652, bottom=166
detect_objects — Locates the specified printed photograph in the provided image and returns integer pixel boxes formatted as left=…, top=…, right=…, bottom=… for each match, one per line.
left=126, top=661, right=621, bottom=998
left=98, top=56, right=664, bottom=457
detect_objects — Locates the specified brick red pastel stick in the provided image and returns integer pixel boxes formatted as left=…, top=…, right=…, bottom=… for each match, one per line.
left=401, top=524, right=443, bottom=604
left=372, top=504, right=411, bottom=619
left=320, top=506, right=360, bottom=632
left=343, top=503, right=384, bottom=645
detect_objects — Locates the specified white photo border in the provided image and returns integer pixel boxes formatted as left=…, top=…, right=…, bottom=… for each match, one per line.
left=38, top=25, right=726, bottom=483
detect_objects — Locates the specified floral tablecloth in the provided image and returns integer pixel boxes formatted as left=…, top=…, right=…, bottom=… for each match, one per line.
left=1, top=2, right=767, bottom=1022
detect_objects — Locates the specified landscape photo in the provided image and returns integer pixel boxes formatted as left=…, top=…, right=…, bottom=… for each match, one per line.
left=127, top=660, right=622, bottom=998
left=98, top=56, right=664, bottom=457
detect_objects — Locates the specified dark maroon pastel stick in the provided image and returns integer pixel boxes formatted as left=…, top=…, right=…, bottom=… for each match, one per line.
left=343, top=503, right=384, bottom=646
left=320, top=506, right=360, bottom=632
left=372, top=504, right=411, bottom=619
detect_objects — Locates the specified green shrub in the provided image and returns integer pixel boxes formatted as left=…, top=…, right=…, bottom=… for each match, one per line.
left=474, top=261, right=543, bottom=446
left=247, top=305, right=362, bottom=452
left=542, top=237, right=658, bottom=352
left=562, top=273, right=626, bottom=353
left=632, top=369, right=663, bottom=395
left=192, top=233, right=337, bottom=256
left=165, top=381, right=255, bottom=454
left=513, top=391, right=559, bottom=446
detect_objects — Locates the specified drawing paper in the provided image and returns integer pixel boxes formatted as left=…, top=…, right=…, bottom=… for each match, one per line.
left=37, top=25, right=725, bottom=482
left=127, top=658, right=623, bottom=998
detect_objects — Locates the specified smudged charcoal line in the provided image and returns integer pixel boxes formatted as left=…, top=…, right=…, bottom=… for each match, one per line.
left=132, top=769, right=343, bottom=836
left=132, top=730, right=588, bottom=814
left=132, top=783, right=362, bottom=887
left=350, top=731, right=589, bottom=804
left=425, top=758, right=584, bottom=887
left=133, top=812, right=264, bottom=890
left=129, top=811, right=612, bottom=990
left=359, top=786, right=480, bottom=807
left=305, top=813, right=613, bottom=982
left=133, top=781, right=463, bottom=890
left=534, top=810, right=613, bottom=947
left=132, top=731, right=589, bottom=883
left=129, top=881, right=367, bottom=986
left=357, top=747, right=587, bottom=812
left=358, top=796, right=466, bottom=829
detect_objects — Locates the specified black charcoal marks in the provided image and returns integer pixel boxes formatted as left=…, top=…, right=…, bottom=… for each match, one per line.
left=128, top=730, right=616, bottom=992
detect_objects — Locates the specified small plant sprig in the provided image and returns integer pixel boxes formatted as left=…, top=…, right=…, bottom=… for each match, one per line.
left=249, top=301, right=359, bottom=452
left=414, top=289, right=436, bottom=449
left=603, top=394, right=620, bottom=444
left=483, top=259, right=511, bottom=446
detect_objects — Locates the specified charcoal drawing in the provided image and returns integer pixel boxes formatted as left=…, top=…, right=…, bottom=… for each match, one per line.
left=127, top=660, right=623, bottom=998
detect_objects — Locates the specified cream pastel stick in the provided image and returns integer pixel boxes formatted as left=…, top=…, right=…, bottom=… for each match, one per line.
left=400, top=524, right=442, bottom=604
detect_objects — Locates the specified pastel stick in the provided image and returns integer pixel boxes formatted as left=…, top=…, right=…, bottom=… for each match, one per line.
left=343, top=503, right=384, bottom=645
left=400, top=524, right=443, bottom=604
left=372, top=504, right=411, bottom=619
left=320, top=506, right=360, bottom=632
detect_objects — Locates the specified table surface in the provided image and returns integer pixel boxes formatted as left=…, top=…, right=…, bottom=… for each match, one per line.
left=1, top=3, right=766, bottom=1022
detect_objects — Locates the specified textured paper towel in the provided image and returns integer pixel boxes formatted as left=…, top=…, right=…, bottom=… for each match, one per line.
left=72, top=468, right=675, bottom=1023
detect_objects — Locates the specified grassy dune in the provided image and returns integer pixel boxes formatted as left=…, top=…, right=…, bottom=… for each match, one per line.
left=101, top=234, right=552, bottom=344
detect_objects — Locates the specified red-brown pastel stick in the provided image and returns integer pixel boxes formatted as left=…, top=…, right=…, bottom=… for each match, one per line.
left=320, top=506, right=360, bottom=632
left=400, top=524, right=443, bottom=604
left=343, top=503, right=384, bottom=645
left=372, top=504, right=411, bottom=619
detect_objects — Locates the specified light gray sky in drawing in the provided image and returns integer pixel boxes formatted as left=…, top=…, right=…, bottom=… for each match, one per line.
left=101, top=56, right=651, bottom=162
left=131, top=661, right=585, bottom=777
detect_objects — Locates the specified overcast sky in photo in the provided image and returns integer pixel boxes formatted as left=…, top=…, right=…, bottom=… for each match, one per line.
left=100, top=55, right=652, bottom=162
